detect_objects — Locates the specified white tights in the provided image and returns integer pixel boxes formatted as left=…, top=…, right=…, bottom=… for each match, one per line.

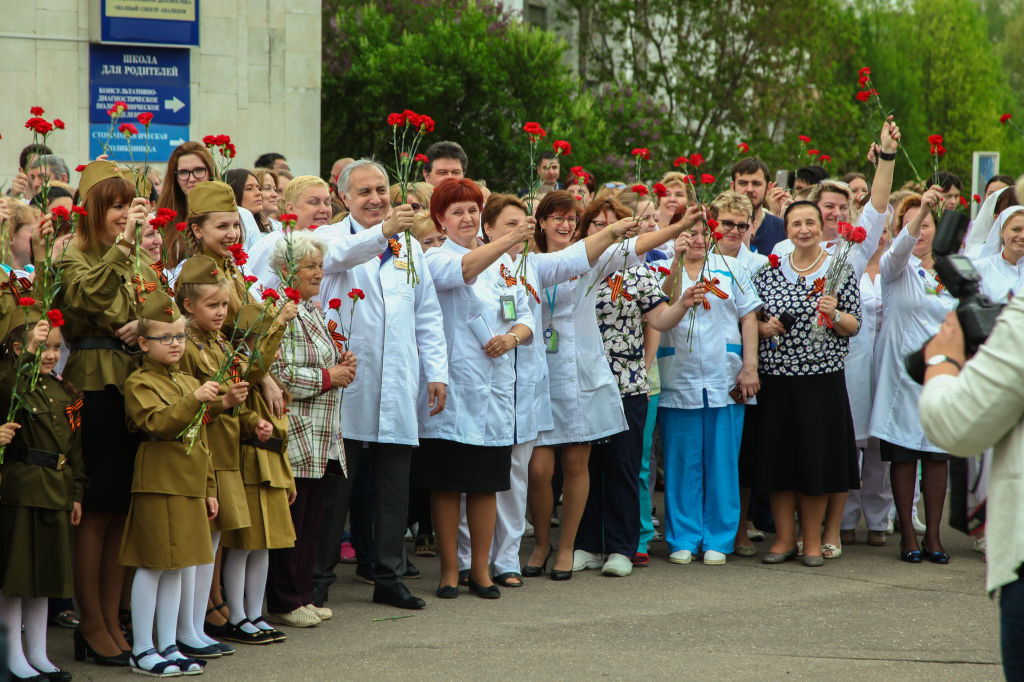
left=223, top=548, right=271, bottom=633
left=0, top=593, right=55, bottom=677
left=187, top=531, right=221, bottom=646
left=131, top=568, right=182, bottom=669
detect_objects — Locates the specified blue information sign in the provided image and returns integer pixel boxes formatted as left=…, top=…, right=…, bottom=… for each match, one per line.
left=101, top=0, right=200, bottom=46
left=89, top=44, right=191, bottom=126
left=89, top=122, right=190, bottom=163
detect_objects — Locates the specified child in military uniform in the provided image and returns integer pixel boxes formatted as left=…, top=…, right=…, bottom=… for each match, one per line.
left=118, top=291, right=255, bottom=676
left=0, top=310, right=85, bottom=680
left=221, top=302, right=298, bottom=644
left=175, top=255, right=280, bottom=648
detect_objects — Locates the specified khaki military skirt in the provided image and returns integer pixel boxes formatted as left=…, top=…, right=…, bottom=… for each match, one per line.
left=221, top=484, right=295, bottom=550
left=119, top=493, right=213, bottom=570
left=0, top=504, right=73, bottom=598
left=209, top=469, right=251, bottom=532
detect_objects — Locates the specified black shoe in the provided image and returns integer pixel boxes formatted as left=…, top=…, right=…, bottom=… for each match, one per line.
left=522, top=546, right=552, bottom=578
left=212, top=641, right=235, bottom=655
left=922, top=542, right=950, bottom=564
left=373, top=582, right=426, bottom=609
left=72, top=627, right=130, bottom=666
left=355, top=565, right=375, bottom=584
left=11, top=674, right=46, bottom=682
left=176, top=640, right=223, bottom=658
left=435, top=584, right=459, bottom=599
left=39, top=671, right=73, bottom=682
left=492, top=572, right=524, bottom=588
left=900, top=540, right=923, bottom=563
left=219, top=619, right=275, bottom=645
left=467, top=577, right=501, bottom=599
left=405, top=560, right=421, bottom=579
left=251, top=617, right=288, bottom=642
left=550, top=568, right=572, bottom=581
left=458, top=569, right=470, bottom=586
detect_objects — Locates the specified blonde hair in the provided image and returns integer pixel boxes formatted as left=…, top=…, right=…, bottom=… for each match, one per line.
left=284, top=175, right=329, bottom=208
left=709, top=191, right=753, bottom=219
left=410, top=210, right=438, bottom=242
left=388, top=182, right=434, bottom=209
left=658, top=171, right=691, bottom=188
left=174, top=279, right=229, bottom=314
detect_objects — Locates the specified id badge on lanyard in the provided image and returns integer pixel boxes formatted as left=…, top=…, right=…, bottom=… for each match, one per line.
left=544, top=285, right=558, bottom=353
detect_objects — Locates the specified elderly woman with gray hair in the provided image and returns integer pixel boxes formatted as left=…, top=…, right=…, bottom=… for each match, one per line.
left=265, top=231, right=358, bottom=628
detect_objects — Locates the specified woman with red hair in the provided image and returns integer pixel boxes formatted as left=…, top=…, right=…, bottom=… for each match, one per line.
left=414, top=178, right=536, bottom=599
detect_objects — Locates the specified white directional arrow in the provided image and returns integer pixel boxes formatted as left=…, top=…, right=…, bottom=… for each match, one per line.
left=164, top=96, right=185, bottom=113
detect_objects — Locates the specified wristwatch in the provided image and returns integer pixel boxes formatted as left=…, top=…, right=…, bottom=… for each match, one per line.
left=114, top=234, right=135, bottom=251
left=925, top=354, right=962, bottom=371
left=507, top=331, right=521, bottom=347
left=832, top=310, right=842, bottom=324
left=877, top=149, right=897, bottom=161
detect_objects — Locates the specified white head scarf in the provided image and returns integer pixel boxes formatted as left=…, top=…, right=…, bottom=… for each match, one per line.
left=980, top=205, right=1024, bottom=259
left=963, top=187, right=1008, bottom=259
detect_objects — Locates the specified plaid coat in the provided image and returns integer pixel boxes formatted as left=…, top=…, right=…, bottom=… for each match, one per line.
left=272, top=302, right=345, bottom=479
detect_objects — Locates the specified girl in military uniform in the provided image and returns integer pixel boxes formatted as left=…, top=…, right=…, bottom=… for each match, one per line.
left=61, top=160, right=163, bottom=663
left=175, top=255, right=280, bottom=648
left=120, top=291, right=256, bottom=676
left=221, top=302, right=297, bottom=644
left=0, top=312, right=85, bottom=681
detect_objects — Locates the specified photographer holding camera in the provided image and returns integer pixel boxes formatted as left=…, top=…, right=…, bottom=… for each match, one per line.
left=919, top=258, right=1024, bottom=679
left=870, top=186, right=957, bottom=564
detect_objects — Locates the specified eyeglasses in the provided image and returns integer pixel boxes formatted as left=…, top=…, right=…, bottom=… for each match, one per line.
left=143, top=334, right=187, bottom=345
left=590, top=220, right=608, bottom=229
left=548, top=215, right=578, bottom=226
left=718, top=219, right=751, bottom=233
left=604, top=182, right=626, bottom=189
left=176, top=167, right=209, bottom=181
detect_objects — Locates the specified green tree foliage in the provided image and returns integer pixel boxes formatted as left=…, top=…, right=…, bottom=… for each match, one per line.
left=321, top=0, right=610, bottom=189
left=321, top=0, right=1022, bottom=193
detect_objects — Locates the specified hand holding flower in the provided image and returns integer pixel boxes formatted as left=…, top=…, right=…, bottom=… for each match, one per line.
left=383, top=204, right=416, bottom=238
left=221, top=381, right=250, bottom=409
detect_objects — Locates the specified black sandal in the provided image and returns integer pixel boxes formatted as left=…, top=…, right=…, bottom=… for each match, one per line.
left=218, top=619, right=275, bottom=645
left=492, top=572, right=524, bottom=588
left=251, top=617, right=287, bottom=642
left=129, top=648, right=181, bottom=677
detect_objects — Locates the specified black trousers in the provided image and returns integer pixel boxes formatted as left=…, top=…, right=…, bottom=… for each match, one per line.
left=576, top=394, right=648, bottom=557
left=267, top=476, right=327, bottom=614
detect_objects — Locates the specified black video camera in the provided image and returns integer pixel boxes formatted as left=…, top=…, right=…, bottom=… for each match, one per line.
left=905, top=210, right=1005, bottom=384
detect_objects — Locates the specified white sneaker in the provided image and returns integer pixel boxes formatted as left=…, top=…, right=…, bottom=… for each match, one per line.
left=912, top=516, right=927, bottom=533
left=974, top=536, right=987, bottom=554
left=668, top=550, right=692, bottom=564
left=523, top=520, right=535, bottom=537
left=886, top=518, right=895, bottom=534
left=572, top=549, right=604, bottom=571
left=601, top=553, right=633, bottom=576
left=703, top=550, right=727, bottom=565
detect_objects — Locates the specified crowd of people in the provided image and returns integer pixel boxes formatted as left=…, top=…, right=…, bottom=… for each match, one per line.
left=0, top=114, right=1020, bottom=680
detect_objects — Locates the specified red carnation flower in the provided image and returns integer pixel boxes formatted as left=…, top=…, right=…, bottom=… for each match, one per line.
left=119, top=123, right=138, bottom=137
left=227, top=243, right=248, bottom=266
left=700, top=173, right=716, bottom=185
left=807, top=148, right=820, bottom=156
left=858, top=66, right=871, bottom=77
left=53, top=118, right=65, bottom=130
left=50, top=206, right=71, bottom=221
left=973, top=194, right=982, bottom=203
left=631, top=147, right=651, bottom=160
left=652, top=182, right=668, bottom=198
left=927, top=134, right=944, bottom=146
left=261, top=288, right=280, bottom=302
left=523, top=122, right=547, bottom=138
left=850, top=226, right=868, bottom=243
left=283, top=287, right=301, bottom=304
left=673, top=155, right=689, bottom=167
left=75, top=164, right=87, bottom=172
left=712, top=231, right=723, bottom=241
left=328, top=298, right=342, bottom=310
left=707, top=218, right=719, bottom=229
left=25, top=118, right=53, bottom=135
left=798, top=135, right=811, bottom=144
left=856, top=90, right=871, bottom=102
left=30, top=106, right=44, bottom=116
left=71, top=206, right=87, bottom=216
left=656, top=266, right=671, bottom=277
left=244, top=275, right=258, bottom=284
left=414, top=153, right=428, bottom=164
left=308, top=224, right=319, bottom=231
left=46, top=309, right=65, bottom=327
left=819, top=154, right=832, bottom=163
left=175, top=221, right=186, bottom=231
left=387, top=112, right=406, bottom=127
left=837, top=221, right=852, bottom=238
left=737, top=142, right=749, bottom=153
left=348, top=288, right=366, bottom=300
left=768, top=254, right=780, bottom=268
left=689, top=153, right=704, bottom=168
left=18, top=296, right=35, bottom=307
left=278, top=213, right=297, bottom=224
left=137, top=112, right=153, bottom=126
left=631, top=184, right=649, bottom=196
left=418, top=115, right=435, bottom=133
left=1001, top=113, right=1012, bottom=125
left=552, top=140, right=571, bottom=156
left=959, top=196, right=968, bottom=208
left=157, top=208, right=177, bottom=220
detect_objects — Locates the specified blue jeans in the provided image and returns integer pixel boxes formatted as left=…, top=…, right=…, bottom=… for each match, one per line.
left=1002, top=572, right=1024, bottom=680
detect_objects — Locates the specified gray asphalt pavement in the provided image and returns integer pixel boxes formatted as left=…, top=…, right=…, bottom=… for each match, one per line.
left=54, top=504, right=1001, bottom=681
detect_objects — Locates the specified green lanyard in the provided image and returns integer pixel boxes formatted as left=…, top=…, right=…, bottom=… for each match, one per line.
left=544, top=285, right=558, bottom=318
